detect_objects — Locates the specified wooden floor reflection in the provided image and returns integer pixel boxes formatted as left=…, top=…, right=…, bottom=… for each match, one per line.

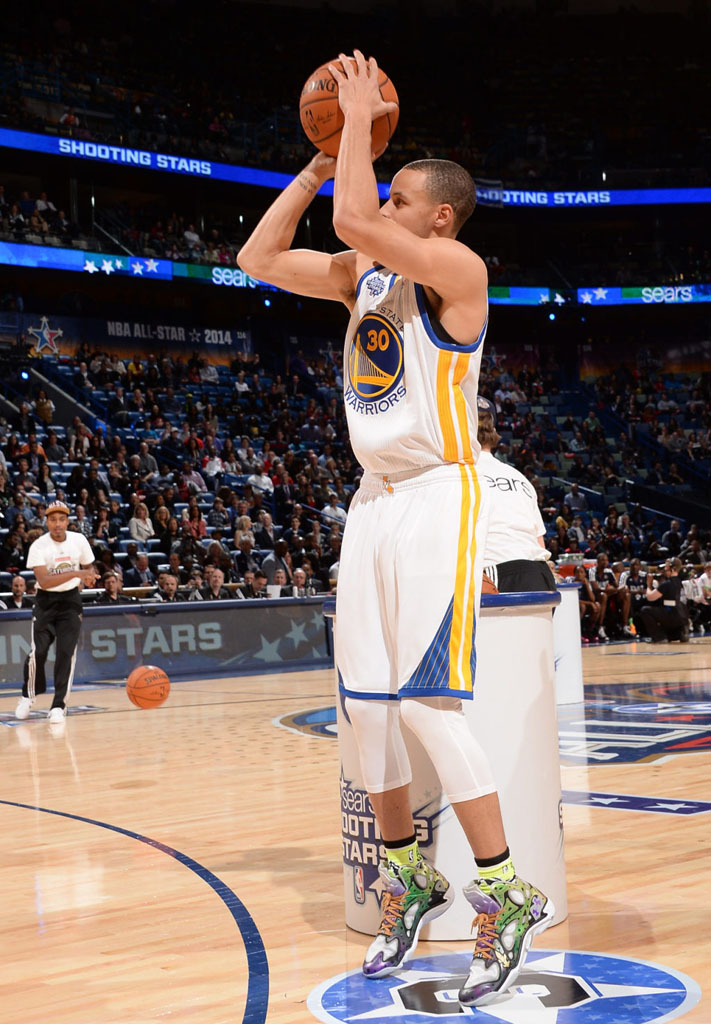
left=1, top=639, right=709, bottom=1023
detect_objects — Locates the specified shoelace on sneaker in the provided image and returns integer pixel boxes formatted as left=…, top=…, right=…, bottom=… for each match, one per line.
left=379, top=891, right=406, bottom=936
left=472, top=911, right=504, bottom=960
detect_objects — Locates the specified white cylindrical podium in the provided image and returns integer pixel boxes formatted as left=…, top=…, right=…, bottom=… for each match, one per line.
left=325, top=591, right=567, bottom=941
left=553, top=582, right=584, bottom=705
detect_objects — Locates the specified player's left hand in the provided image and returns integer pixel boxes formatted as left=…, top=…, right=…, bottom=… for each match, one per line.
left=329, top=50, right=398, bottom=122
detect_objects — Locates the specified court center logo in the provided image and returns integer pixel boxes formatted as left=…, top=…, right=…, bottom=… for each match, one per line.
left=308, top=949, right=701, bottom=1023
left=346, top=313, right=405, bottom=413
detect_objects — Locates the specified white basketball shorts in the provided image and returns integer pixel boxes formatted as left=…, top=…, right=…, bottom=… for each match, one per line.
left=335, top=462, right=489, bottom=701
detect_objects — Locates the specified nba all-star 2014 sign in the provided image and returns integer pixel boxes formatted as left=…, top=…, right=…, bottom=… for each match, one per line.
left=3, top=312, right=252, bottom=361
left=308, top=950, right=701, bottom=1024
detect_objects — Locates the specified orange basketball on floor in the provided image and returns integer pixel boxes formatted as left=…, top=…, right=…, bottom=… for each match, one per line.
left=299, top=58, right=399, bottom=157
left=126, top=665, right=171, bottom=709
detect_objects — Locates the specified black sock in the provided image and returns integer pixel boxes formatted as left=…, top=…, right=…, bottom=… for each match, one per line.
left=475, top=847, right=510, bottom=869
left=383, top=833, right=418, bottom=850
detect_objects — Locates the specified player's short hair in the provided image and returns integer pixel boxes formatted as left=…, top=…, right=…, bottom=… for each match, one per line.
left=477, top=411, right=500, bottom=451
left=402, top=159, right=477, bottom=233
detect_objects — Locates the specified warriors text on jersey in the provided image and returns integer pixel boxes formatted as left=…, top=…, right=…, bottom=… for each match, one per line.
left=343, top=266, right=487, bottom=474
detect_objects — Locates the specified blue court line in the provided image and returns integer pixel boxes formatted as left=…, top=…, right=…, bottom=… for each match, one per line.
left=0, top=799, right=269, bottom=1024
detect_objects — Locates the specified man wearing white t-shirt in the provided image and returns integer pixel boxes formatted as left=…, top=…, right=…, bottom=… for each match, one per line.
left=15, top=501, right=98, bottom=724
left=477, top=398, right=555, bottom=593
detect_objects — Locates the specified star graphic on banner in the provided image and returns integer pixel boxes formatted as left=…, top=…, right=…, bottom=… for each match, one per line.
left=285, top=621, right=307, bottom=649
left=131, top=261, right=144, bottom=275
left=254, top=635, right=281, bottom=662
left=83, top=259, right=98, bottom=274
left=114, top=258, right=124, bottom=270
left=539, top=292, right=550, bottom=303
left=554, top=292, right=565, bottom=305
left=27, top=316, right=63, bottom=354
left=483, top=348, right=506, bottom=371
left=581, top=291, right=593, bottom=303
left=589, top=796, right=625, bottom=805
left=311, top=610, right=325, bottom=631
left=593, top=287, right=608, bottom=300
left=101, top=259, right=114, bottom=275
left=145, top=258, right=159, bottom=273
left=190, top=328, right=201, bottom=343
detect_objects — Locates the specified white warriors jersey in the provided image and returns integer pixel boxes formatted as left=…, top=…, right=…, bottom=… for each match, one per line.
left=343, top=265, right=487, bottom=474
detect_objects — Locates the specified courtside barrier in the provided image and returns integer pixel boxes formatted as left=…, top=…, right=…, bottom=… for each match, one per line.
left=0, top=598, right=330, bottom=684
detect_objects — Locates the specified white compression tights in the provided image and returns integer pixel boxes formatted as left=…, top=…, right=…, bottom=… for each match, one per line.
left=344, top=696, right=497, bottom=803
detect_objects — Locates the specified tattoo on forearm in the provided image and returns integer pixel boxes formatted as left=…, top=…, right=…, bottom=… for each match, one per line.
left=296, top=173, right=317, bottom=196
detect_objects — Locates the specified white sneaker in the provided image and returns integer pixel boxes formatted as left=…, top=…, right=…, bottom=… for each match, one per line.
left=15, top=697, right=35, bottom=720
left=598, top=626, right=608, bottom=641
left=48, top=707, right=67, bottom=724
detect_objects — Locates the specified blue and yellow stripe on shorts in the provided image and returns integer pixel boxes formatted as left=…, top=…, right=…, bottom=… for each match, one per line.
left=402, top=350, right=481, bottom=698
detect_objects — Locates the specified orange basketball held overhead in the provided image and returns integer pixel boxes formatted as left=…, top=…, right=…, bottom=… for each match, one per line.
left=299, top=58, right=399, bottom=157
left=126, top=665, right=171, bottom=709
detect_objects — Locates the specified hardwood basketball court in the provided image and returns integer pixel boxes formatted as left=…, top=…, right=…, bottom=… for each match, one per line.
left=1, top=639, right=709, bottom=1023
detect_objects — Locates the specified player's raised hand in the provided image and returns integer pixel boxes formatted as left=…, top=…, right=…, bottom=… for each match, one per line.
left=329, top=50, right=398, bottom=122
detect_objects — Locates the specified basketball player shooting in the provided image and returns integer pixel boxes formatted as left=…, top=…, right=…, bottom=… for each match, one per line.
left=238, top=49, right=553, bottom=1006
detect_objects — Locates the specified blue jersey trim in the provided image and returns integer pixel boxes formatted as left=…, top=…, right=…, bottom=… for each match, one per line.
left=338, top=682, right=400, bottom=702
left=405, top=596, right=477, bottom=696
left=355, top=266, right=378, bottom=299
left=338, top=682, right=475, bottom=702
left=400, top=684, right=475, bottom=700
left=414, top=283, right=487, bottom=353
left=355, top=264, right=399, bottom=301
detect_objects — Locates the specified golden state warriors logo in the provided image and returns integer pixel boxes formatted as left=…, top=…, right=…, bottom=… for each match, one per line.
left=346, top=314, right=405, bottom=413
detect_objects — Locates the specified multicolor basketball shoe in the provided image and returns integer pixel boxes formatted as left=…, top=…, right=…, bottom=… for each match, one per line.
left=458, top=875, right=555, bottom=1006
left=362, top=859, right=452, bottom=978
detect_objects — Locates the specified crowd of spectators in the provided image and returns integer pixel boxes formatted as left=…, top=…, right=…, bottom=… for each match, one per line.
left=0, top=182, right=80, bottom=244
left=1, top=336, right=710, bottom=646
left=4, top=171, right=709, bottom=291
left=476, top=362, right=711, bottom=641
left=0, top=344, right=354, bottom=607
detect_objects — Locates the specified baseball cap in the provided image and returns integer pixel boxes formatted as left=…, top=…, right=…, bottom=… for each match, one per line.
left=477, top=395, right=497, bottom=424
left=47, top=500, right=71, bottom=516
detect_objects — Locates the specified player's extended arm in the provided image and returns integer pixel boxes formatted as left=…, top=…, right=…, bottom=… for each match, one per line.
left=329, top=52, right=487, bottom=337
left=237, top=152, right=357, bottom=307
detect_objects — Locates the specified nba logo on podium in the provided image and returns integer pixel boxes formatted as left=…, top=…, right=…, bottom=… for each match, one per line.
left=353, top=866, right=365, bottom=905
